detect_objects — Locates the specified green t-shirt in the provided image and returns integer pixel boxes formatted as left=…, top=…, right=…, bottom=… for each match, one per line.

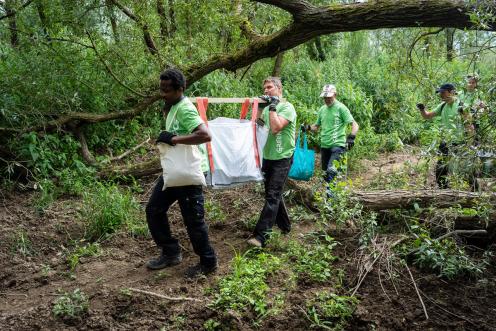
left=432, top=98, right=466, bottom=142
left=165, top=97, right=209, bottom=172
left=458, top=89, right=482, bottom=109
left=262, top=101, right=297, bottom=160
left=315, top=100, right=354, bottom=148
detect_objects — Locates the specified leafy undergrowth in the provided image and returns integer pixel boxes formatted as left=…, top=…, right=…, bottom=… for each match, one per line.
left=1, top=150, right=495, bottom=330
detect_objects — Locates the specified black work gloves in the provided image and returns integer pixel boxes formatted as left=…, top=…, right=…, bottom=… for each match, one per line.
left=260, top=95, right=280, bottom=111
left=156, top=131, right=176, bottom=146
left=416, top=103, right=425, bottom=111
left=346, top=134, right=356, bottom=150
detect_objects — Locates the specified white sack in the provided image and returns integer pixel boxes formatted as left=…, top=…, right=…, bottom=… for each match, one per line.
left=157, top=143, right=206, bottom=189
left=207, top=117, right=263, bottom=187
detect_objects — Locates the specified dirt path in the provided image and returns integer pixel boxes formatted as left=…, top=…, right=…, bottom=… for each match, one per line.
left=1, top=149, right=495, bottom=330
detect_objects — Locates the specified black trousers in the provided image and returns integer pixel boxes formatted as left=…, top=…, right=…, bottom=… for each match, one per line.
left=321, top=146, right=346, bottom=183
left=436, top=142, right=450, bottom=189
left=145, top=176, right=216, bottom=267
left=254, top=157, right=292, bottom=245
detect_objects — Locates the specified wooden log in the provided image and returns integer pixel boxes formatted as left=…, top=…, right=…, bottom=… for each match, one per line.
left=98, top=158, right=161, bottom=179
left=350, top=189, right=496, bottom=211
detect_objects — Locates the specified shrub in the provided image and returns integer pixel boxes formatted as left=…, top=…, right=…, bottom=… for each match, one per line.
left=212, top=251, right=282, bottom=319
left=305, top=292, right=359, bottom=331
left=81, top=183, right=142, bottom=241
left=53, top=288, right=89, bottom=320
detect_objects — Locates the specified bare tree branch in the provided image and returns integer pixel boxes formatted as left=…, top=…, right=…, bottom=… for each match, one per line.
left=108, top=0, right=159, bottom=55
left=86, top=30, right=147, bottom=98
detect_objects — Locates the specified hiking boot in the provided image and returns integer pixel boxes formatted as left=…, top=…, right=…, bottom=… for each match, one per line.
left=146, top=253, right=182, bottom=270
left=185, top=263, right=217, bottom=278
left=247, top=237, right=263, bottom=248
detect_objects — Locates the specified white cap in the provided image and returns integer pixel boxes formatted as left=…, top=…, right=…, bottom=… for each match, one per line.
left=320, top=84, right=337, bottom=98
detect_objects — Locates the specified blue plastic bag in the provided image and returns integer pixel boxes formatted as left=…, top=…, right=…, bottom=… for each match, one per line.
left=289, top=130, right=315, bottom=181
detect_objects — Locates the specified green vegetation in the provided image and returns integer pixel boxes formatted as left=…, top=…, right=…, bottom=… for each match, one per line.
left=52, top=288, right=89, bottom=320
left=12, top=229, right=33, bottom=257
left=80, top=183, right=142, bottom=241
left=305, top=292, right=359, bottom=331
left=1, top=1, right=495, bottom=330
left=212, top=251, right=283, bottom=319
left=205, top=199, right=227, bottom=225
left=66, top=242, right=101, bottom=271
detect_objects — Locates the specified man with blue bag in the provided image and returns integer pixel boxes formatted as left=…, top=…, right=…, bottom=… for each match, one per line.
left=309, top=84, right=359, bottom=196
left=247, top=77, right=297, bottom=248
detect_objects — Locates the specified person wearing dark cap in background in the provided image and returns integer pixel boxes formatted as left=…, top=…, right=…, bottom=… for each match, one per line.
left=417, top=83, right=474, bottom=188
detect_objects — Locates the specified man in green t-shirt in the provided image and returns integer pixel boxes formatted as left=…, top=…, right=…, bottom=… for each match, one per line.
left=417, top=83, right=474, bottom=188
left=146, top=68, right=217, bottom=277
left=458, top=74, right=487, bottom=143
left=247, top=77, right=296, bottom=248
left=309, top=84, right=359, bottom=192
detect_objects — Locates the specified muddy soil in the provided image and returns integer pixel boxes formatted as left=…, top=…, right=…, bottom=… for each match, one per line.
left=1, top=151, right=495, bottom=330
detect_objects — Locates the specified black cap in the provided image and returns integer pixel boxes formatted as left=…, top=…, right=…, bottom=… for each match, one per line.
left=435, top=83, right=455, bottom=93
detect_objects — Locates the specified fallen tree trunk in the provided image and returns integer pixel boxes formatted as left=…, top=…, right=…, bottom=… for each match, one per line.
left=286, top=179, right=496, bottom=211
left=98, top=158, right=161, bottom=179
left=350, top=189, right=496, bottom=211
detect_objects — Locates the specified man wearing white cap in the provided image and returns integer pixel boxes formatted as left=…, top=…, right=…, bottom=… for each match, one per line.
left=310, top=84, right=359, bottom=194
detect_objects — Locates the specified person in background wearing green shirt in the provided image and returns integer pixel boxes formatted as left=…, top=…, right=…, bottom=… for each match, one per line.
left=309, top=84, right=359, bottom=196
left=458, top=74, right=487, bottom=144
left=247, top=77, right=297, bottom=248
left=146, top=68, right=217, bottom=277
left=417, top=83, right=474, bottom=189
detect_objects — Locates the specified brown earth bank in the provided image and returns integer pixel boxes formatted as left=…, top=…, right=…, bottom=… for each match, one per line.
left=1, top=150, right=495, bottom=331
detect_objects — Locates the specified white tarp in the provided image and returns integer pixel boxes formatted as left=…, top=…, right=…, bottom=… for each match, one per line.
left=206, top=117, right=265, bottom=187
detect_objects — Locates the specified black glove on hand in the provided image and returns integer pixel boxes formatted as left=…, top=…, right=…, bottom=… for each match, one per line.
left=416, top=103, right=425, bottom=111
left=268, top=96, right=280, bottom=111
left=346, top=134, right=356, bottom=150
left=259, top=95, right=271, bottom=103
left=156, top=131, right=176, bottom=146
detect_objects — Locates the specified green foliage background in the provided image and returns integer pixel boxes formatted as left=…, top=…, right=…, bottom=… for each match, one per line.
left=1, top=0, right=495, bottom=186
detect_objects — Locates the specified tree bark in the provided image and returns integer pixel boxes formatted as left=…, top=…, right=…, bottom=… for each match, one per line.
left=168, top=0, right=175, bottom=37
left=156, top=0, right=168, bottom=41
left=350, top=189, right=496, bottom=211
left=69, top=124, right=96, bottom=166
left=5, top=0, right=19, bottom=47
left=36, top=0, right=50, bottom=39
left=286, top=179, right=496, bottom=211
left=271, top=52, right=284, bottom=77
left=98, top=158, right=161, bottom=179
left=105, top=0, right=119, bottom=43
left=446, top=28, right=455, bottom=61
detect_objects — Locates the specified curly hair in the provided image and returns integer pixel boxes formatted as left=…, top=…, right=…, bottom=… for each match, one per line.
left=160, top=68, right=186, bottom=90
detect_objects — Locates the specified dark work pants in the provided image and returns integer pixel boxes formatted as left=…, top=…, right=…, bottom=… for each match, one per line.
left=145, top=176, right=216, bottom=267
left=436, top=142, right=458, bottom=189
left=254, top=157, right=292, bottom=245
left=321, top=146, right=346, bottom=183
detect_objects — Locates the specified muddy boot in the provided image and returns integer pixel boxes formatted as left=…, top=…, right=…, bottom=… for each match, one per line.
left=146, top=251, right=182, bottom=270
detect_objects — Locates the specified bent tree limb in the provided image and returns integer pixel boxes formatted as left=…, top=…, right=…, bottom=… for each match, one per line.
left=16, top=94, right=161, bottom=134
left=184, top=0, right=495, bottom=84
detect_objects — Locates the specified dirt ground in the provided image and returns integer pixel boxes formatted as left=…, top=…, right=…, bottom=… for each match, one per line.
left=1, top=150, right=495, bottom=330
